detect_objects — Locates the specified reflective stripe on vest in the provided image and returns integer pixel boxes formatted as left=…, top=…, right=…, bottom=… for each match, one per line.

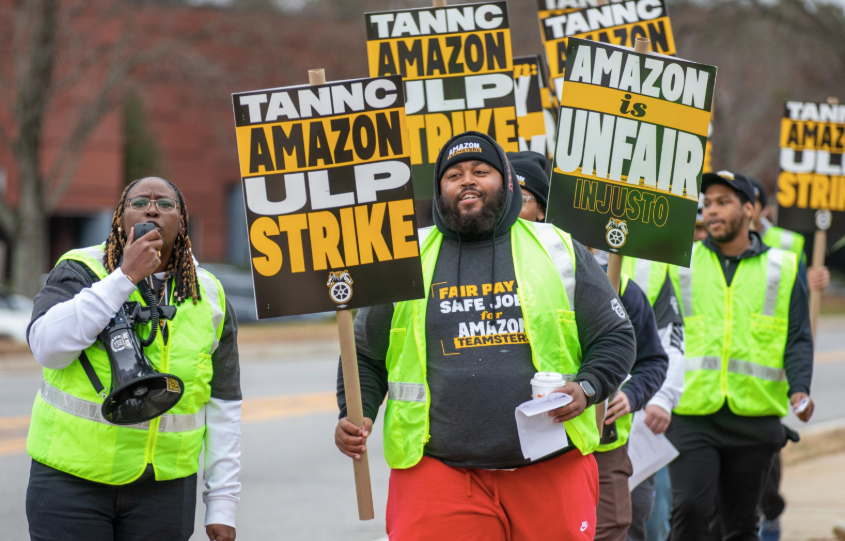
left=633, top=259, right=651, bottom=295
left=678, top=266, right=693, bottom=317
left=39, top=380, right=206, bottom=432
left=388, top=381, right=426, bottom=403
left=780, top=231, right=794, bottom=251
left=196, top=267, right=224, bottom=354
left=763, top=249, right=783, bottom=317
left=685, top=356, right=786, bottom=382
left=533, top=222, right=576, bottom=308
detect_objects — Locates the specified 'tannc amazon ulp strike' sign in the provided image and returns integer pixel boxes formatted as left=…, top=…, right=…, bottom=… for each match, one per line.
left=537, top=0, right=676, bottom=101
left=232, top=76, right=424, bottom=318
left=365, top=2, right=519, bottom=206
left=777, top=100, right=845, bottom=240
left=514, top=55, right=558, bottom=161
left=547, top=39, right=716, bottom=266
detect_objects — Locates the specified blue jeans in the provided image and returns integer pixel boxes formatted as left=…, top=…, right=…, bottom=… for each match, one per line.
left=645, top=466, right=672, bottom=541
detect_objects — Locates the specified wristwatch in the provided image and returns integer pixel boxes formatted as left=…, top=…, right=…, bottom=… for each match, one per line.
left=576, top=380, right=596, bottom=406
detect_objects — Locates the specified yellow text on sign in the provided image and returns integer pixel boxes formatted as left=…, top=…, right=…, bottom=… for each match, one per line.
left=406, top=106, right=518, bottom=164
left=236, top=109, right=410, bottom=177
left=249, top=199, right=419, bottom=276
left=777, top=172, right=845, bottom=211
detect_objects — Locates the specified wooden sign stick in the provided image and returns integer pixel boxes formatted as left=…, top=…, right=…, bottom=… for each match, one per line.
left=808, top=97, right=837, bottom=339
left=433, top=0, right=447, bottom=6
left=309, top=68, right=375, bottom=521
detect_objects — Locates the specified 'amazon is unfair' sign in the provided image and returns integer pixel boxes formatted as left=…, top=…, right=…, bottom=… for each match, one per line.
left=537, top=0, right=676, bottom=101
left=546, top=39, right=716, bottom=266
left=365, top=2, right=519, bottom=205
left=777, top=100, right=845, bottom=241
left=232, top=76, right=424, bottom=318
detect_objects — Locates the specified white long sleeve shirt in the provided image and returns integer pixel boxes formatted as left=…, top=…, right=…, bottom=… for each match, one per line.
left=647, top=323, right=685, bottom=414
left=29, top=268, right=241, bottom=527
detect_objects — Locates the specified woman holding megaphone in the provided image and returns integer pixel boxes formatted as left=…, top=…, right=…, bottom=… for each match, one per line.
left=25, top=177, right=241, bottom=541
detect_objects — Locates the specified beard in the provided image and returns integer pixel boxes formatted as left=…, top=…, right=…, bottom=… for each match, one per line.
left=439, top=186, right=506, bottom=237
left=709, top=212, right=746, bottom=243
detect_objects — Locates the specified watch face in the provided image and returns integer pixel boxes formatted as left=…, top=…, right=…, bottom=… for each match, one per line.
left=579, top=381, right=596, bottom=396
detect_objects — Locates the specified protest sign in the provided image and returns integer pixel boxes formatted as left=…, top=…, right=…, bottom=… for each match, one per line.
left=514, top=55, right=558, bottom=162
left=537, top=0, right=676, bottom=101
left=777, top=98, right=845, bottom=336
left=232, top=75, right=425, bottom=319
left=546, top=38, right=716, bottom=267
left=365, top=1, right=520, bottom=221
left=777, top=100, right=845, bottom=232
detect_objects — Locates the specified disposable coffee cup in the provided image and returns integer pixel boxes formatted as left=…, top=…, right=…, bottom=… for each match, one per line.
left=531, top=372, right=566, bottom=399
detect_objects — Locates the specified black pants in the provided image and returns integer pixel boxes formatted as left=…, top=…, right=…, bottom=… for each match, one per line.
left=759, top=453, right=785, bottom=521
left=26, top=460, right=196, bottom=541
left=667, top=442, right=778, bottom=541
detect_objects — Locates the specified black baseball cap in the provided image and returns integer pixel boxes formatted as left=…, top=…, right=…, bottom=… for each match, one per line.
left=701, top=170, right=755, bottom=205
left=749, top=177, right=768, bottom=208
left=507, top=151, right=550, bottom=209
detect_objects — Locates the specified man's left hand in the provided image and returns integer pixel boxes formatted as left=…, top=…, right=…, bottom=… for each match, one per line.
left=790, top=392, right=814, bottom=423
left=548, top=382, right=588, bottom=423
left=207, top=524, right=235, bottom=541
left=605, top=391, right=631, bottom=424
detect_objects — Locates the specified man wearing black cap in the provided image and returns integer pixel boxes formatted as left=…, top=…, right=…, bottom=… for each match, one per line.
left=667, top=170, right=816, bottom=541
left=508, top=151, right=549, bottom=223
left=334, top=133, right=636, bottom=539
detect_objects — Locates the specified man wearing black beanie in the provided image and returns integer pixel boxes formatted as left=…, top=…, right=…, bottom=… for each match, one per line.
left=508, top=151, right=550, bottom=222
left=336, top=131, right=637, bottom=539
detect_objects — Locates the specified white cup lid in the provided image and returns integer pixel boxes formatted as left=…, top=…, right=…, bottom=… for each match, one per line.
left=531, top=372, right=564, bottom=384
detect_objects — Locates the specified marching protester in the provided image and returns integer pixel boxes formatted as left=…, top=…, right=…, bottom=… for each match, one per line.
left=511, top=150, right=673, bottom=541
left=666, top=171, right=815, bottom=541
left=336, top=133, right=637, bottom=539
left=25, top=177, right=241, bottom=541
left=748, top=177, right=829, bottom=541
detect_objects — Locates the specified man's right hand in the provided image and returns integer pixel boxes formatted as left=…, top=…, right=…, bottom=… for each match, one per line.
left=120, top=226, right=163, bottom=284
left=335, top=417, right=374, bottom=460
left=644, top=404, right=672, bottom=435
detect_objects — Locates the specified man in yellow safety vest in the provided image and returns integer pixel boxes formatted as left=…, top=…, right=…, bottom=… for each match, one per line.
left=666, top=171, right=815, bottom=541
left=334, top=133, right=637, bottom=540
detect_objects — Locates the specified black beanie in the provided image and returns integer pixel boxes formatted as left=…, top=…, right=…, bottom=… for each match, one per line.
left=507, top=151, right=549, bottom=209
left=436, top=134, right=504, bottom=181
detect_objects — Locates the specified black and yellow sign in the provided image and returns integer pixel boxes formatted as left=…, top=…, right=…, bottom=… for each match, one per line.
left=366, top=2, right=519, bottom=211
left=232, top=76, right=424, bottom=318
left=536, top=0, right=676, bottom=102
left=514, top=55, right=558, bottom=163
left=777, top=100, right=845, bottom=240
left=547, top=39, right=716, bottom=266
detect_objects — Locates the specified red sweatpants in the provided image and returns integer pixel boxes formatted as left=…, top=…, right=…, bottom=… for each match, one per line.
left=386, top=452, right=599, bottom=541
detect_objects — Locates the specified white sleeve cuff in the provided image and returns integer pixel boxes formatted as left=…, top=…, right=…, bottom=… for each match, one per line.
left=102, top=269, right=139, bottom=311
left=647, top=394, right=674, bottom=415
left=205, top=498, right=237, bottom=528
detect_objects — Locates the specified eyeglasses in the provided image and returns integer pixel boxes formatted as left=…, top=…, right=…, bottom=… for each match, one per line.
left=521, top=194, right=536, bottom=210
left=126, top=196, right=179, bottom=213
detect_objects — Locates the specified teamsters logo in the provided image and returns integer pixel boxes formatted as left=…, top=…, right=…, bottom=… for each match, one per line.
left=447, top=142, right=481, bottom=160
left=327, top=270, right=354, bottom=305
left=605, top=218, right=628, bottom=250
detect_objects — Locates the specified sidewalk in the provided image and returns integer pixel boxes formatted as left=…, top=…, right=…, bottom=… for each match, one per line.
left=782, top=451, right=845, bottom=541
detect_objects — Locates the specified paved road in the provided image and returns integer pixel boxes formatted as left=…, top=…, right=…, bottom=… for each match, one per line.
left=1, top=316, right=844, bottom=540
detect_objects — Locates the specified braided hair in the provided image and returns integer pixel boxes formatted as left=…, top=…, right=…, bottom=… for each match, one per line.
left=103, top=178, right=202, bottom=305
